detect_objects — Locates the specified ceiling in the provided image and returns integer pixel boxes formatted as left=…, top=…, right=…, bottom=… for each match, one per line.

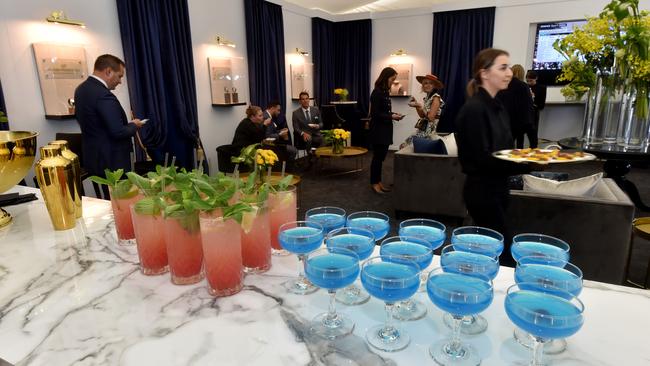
left=283, top=0, right=460, bottom=14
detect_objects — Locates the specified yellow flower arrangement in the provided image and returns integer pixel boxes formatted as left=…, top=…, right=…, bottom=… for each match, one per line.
left=334, top=88, right=349, bottom=101
left=255, top=149, right=278, bottom=168
left=323, top=128, right=351, bottom=154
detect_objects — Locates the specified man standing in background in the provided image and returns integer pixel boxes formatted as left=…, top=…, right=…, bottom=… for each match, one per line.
left=75, top=54, right=144, bottom=198
left=526, top=70, right=547, bottom=148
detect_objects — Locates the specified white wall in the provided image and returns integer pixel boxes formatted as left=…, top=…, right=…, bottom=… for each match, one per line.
left=0, top=0, right=129, bottom=186
left=282, top=8, right=312, bottom=134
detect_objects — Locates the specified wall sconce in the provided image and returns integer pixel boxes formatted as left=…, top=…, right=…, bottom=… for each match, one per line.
left=215, top=35, right=236, bottom=48
left=390, top=49, right=407, bottom=56
left=295, top=48, right=310, bottom=56
left=46, top=11, right=86, bottom=28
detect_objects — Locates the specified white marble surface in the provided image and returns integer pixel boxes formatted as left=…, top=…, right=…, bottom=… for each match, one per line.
left=1, top=186, right=650, bottom=365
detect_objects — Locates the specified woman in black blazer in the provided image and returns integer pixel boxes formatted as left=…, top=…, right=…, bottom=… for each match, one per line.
left=369, top=67, right=404, bottom=194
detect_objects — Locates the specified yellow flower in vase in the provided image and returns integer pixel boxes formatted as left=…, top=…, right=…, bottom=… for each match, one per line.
left=255, top=149, right=278, bottom=183
left=333, top=88, right=349, bottom=101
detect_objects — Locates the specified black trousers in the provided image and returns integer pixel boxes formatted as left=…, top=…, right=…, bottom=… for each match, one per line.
left=463, top=176, right=515, bottom=267
left=370, top=144, right=389, bottom=184
left=526, top=110, right=540, bottom=148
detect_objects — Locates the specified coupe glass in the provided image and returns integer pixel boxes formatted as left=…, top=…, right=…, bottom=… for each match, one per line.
left=347, top=211, right=390, bottom=241
left=305, top=206, right=346, bottom=235
left=439, top=245, right=499, bottom=335
left=305, top=247, right=360, bottom=339
left=427, top=268, right=493, bottom=365
left=278, top=221, right=324, bottom=295
left=505, top=283, right=584, bottom=366
left=451, top=226, right=504, bottom=258
left=325, top=227, right=375, bottom=305
left=511, top=233, right=570, bottom=265
left=360, top=256, right=421, bottom=352
left=398, top=218, right=446, bottom=250
left=513, top=256, right=583, bottom=355
left=380, top=236, right=433, bottom=321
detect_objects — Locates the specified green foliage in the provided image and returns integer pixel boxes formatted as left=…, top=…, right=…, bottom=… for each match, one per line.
left=90, top=169, right=135, bottom=199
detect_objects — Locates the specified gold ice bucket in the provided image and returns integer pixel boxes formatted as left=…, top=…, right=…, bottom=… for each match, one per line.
left=0, top=131, right=38, bottom=227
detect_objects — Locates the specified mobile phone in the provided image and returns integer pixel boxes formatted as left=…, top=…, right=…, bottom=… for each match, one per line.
left=139, top=119, right=149, bottom=124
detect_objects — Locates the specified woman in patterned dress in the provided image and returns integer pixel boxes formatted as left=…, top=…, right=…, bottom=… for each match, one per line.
left=401, top=74, right=445, bottom=148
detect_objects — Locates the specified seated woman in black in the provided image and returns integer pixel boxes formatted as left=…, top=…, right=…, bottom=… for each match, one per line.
left=455, top=48, right=531, bottom=267
left=232, top=105, right=270, bottom=150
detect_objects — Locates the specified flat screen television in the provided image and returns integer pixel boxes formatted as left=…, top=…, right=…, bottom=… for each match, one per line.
left=530, top=20, right=586, bottom=86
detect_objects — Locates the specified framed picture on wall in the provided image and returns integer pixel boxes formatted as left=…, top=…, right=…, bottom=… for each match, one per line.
left=32, top=43, right=88, bottom=119
left=388, top=63, right=412, bottom=97
left=208, top=57, right=246, bottom=106
left=290, top=63, right=313, bottom=100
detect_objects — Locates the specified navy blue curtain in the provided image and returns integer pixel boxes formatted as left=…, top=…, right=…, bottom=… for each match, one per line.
left=116, top=0, right=199, bottom=170
left=431, top=7, right=495, bottom=132
left=244, top=0, right=286, bottom=110
left=313, top=18, right=371, bottom=114
left=0, top=80, right=7, bottom=130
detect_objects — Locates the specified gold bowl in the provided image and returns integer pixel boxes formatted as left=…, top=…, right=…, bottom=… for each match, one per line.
left=0, top=131, right=38, bottom=193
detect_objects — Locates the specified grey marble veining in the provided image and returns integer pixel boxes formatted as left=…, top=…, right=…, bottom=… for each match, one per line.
left=1, top=186, right=650, bottom=365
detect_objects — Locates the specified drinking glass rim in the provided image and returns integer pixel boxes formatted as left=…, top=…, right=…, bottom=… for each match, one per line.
left=361, top=256, right=421, bottom=282
left=347, top=211, right=390, bottom=221
left=279, top=220, right=324, bottom=239
left=271, top=184, right=296, bottom=193
left=512, top=233, right=570, bottom=252
left=506, top=283, right=585, bottom=318
left=440, top=244, right=499, bottom=263
left=516, top=257, right=583, bottom=279
left=452, top=226, right=504, bottom=242
left=399, top=218, right=446, bottom=232
left=305, top=206, right=347, bottom=217
left=427, top=267, right=493, bottom=296
left=307, top=247, right=360, bottom=272
left=380, top=236, right=433, bottom=260
left=325, top=226, right=375, bottom=243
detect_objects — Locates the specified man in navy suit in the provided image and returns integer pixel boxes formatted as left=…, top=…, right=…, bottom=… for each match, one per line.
left=264, top=100, right=296, bottom=159
left=74, top=54, right=144, bottom=196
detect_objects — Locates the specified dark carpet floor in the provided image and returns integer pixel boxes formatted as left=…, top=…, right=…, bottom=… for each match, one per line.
left=293, top=150, right=650, bottom=288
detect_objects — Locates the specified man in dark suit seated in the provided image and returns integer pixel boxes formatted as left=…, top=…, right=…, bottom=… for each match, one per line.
left=74, top=54, right=145, bottom=198
left=264, top=100, right=296, bottom=160
left=292, top=91, right=322, bottom=151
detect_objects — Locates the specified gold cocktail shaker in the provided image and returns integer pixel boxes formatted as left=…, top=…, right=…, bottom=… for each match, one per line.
left=49, top=140, right=82, bottom=218
left=34, top=145, right=76, bottom=230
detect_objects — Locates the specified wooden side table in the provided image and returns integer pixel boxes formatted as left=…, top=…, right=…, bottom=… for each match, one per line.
left=314, top=146, right=368, bottom=176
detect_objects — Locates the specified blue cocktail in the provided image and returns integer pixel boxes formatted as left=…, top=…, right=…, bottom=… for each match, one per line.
left=505, top=284, right=584, bottom=366
left=360, top=256, right=421, bottom=352
left=513, top=257, right=583, bottom=355
left=380, top=236, right=433, bottom=321
left=427, top=268, right=493, bottom=365
left=451, top=226, right=504, bottom=258
left=347, top=211, right=390, bottom=241
left=511, top=233, right=570, bottom=265
left=278, top=221, right=324, bottom=295
left=305, top=247, right=360, bottom=340
left=326, top=227, right=375, bottom=305
left=305, top=206, right=346, bottom=235
left=398, top=218, right=446, bottom=250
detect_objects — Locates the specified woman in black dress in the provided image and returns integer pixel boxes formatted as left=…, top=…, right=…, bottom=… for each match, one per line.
left=455, top=48, right=531, bottom=266
left=369, top=67, right=404, bottom=194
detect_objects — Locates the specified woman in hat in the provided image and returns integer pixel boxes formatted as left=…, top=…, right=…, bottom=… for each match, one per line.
left=400, top=74, right=445, bottom=148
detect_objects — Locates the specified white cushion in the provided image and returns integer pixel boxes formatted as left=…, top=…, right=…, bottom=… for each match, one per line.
left=592, top=179, right=618, bottom=201
left=439, top=133, right=458, bottom=157
left=523, top=172, right=603, bottom=197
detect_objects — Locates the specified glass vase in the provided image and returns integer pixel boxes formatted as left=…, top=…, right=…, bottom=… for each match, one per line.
left=617, top=84, right=650, bottom=150
left=332, top=141, right=344, bottom=154
left=580, top=88, right=597, bottom=143
left=587, top=69, right=624, bottom=145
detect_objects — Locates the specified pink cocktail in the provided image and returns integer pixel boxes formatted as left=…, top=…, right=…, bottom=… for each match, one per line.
left=269, top=185, right=297, bottom=255
left=109, top=186, right=142, bottom=244
left=164, top=212, right=204, bottom=284
left=130, top=205, right=168, bottom=275
left=200, top=212, right=243, bottom=296
left=241, top=203, right=271, bottom=273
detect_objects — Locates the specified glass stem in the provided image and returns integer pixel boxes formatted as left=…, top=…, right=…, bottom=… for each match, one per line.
left=384, top=302, right=395, bottom=331
left=326, top=290, right=337, bottom=321
left=531, top=337, right=545, bottom=366
left=448, top=315, right=464, bottom=355
left=297, top=254, right=306, bottom=283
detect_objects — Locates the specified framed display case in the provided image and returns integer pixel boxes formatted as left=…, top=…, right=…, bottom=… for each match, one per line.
left=290, top=63, right=313, bottom=100
left=32, top=43, right=88, bottom=119
left=208, top=57, right=246, bottom=106
left=388, top=63, right=412, bottom=97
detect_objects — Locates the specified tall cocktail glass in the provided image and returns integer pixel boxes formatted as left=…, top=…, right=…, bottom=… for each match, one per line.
left=109, top=184, right=142, bottom=245
left=130, top=200, right=168, bottom=275
left=360, top=256, right=420, bottom=352
left=325, top=227, right=375, bottom=305
left=427, top=268, right=493, bottom=365
left=278, top=220, right=324, bottom=294
left=305, top=247, right=360, bottom=339
left=240, top=200, right=272, bottom=273
left=269, top=185, right=297, bottom=256
left=200, top=210, right=243, bottom=297
left=164, top=210, right=204, bottom=285
left=505, top=284, right=584, bottom=366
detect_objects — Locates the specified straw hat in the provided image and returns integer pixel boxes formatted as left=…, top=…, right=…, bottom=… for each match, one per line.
left=415, top=74, right=444, bottom=89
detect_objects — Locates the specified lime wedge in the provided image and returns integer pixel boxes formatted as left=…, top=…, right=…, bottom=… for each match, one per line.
left=241, top=206, right=258, bottom=234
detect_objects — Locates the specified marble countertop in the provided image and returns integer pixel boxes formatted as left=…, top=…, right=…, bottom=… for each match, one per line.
left=1, top=186, right=649, bottom=365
